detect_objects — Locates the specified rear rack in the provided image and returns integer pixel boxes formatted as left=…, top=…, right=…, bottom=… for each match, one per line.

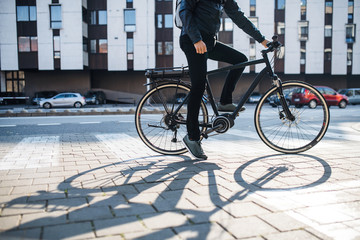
left=145, top=66, right=189, bottom=79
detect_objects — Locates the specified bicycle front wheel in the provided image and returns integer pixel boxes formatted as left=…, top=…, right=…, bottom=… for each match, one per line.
left=255, top=81, right=330, bottom=153
left=135, top=83, right=209, bottom=155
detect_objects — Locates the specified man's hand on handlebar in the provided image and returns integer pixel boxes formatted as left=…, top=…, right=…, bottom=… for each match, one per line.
left=261, top=39, right=270, bottom=48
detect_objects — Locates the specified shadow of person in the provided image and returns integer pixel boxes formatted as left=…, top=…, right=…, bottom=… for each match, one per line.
left=0, top=153, right=331, bottom=239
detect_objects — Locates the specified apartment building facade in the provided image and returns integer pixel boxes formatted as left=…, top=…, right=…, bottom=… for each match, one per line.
left=0, top=0, right=359, bottom=102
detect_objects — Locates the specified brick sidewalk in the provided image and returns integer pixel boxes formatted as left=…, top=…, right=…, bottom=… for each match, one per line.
left=0, top=131, right=359, bottom=239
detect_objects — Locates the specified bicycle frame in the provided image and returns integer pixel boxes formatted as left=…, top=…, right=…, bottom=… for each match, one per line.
left=145, top=48, right=293, bottom=128
left=203, top=49, right=292, bottom=121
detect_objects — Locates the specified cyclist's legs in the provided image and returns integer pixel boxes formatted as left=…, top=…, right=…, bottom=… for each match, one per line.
left=180, top=35, right=208, bottom=141
left=208, top=41, right=248, bottom=105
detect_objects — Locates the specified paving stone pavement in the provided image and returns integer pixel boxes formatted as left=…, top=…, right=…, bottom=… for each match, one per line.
left=0, top=125, right=360, bottom=239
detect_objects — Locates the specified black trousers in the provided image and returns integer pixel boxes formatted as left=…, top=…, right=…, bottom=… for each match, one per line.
left=180, top=34, right=248, bottom=141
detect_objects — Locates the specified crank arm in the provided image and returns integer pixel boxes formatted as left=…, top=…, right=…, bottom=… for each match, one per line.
left=201, top=124, right=223, bottom=139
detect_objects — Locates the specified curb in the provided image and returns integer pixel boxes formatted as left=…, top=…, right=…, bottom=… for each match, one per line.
left=0, top=108, right=166, bottom=117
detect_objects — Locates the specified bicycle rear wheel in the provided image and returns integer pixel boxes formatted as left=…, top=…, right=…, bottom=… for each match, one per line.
left=255, top=81, right=330, bottom=153
left=135, top=83, right=209, bottom=155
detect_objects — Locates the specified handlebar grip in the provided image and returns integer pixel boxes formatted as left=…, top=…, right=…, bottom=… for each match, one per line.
left=266, top=35, right=281, bottom=49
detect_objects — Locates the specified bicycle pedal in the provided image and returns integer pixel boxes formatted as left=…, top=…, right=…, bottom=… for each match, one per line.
left=201, top=133, right=209, bottom=139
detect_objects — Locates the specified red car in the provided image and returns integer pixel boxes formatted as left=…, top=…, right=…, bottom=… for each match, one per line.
left=292, top=86, right=348, bottom=109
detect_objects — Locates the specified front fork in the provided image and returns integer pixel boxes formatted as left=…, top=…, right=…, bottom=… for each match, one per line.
left=273, top=78, right=295, bottom=121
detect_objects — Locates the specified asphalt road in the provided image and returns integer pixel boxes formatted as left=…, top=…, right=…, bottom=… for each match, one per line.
left=0, top=104, right=359, bottom=138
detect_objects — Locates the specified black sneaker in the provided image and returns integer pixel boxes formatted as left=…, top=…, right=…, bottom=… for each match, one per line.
left=182, top=135, right=207, bottom=160
left=218, top=103, right=246, bottom=112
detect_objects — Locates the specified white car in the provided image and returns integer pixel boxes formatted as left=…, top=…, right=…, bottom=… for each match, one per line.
left=39, top=93, right=86, bottom=109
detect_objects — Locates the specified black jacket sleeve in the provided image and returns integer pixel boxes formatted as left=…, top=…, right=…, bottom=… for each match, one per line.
left=179, top=0, right=202, bottom=44
left=223, top=0, right=265, bottom=43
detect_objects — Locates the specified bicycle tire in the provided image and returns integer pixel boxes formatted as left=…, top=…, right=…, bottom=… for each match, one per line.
left=255, top=81, right=330, bottom=154
left=135, top=83, right=209, bottom=155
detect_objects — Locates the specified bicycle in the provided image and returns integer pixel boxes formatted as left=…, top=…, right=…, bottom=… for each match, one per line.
left=135, top=36, right=330, bottom=155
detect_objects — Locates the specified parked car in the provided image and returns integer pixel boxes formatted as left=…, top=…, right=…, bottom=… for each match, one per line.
left=31, top=91, right=58, bottom=105
left=247, top=92, right=262, bottom=103
left=292, top=86, right=348, bottom=109
left=85, top=91, right=106, bottom=105
left=39, top=93, right=86, bottom=109
left=269, top=88, right=295, bottom=107
left=338, top=88, right=360, bottom=105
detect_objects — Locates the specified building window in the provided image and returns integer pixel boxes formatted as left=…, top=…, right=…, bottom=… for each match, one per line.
left=277, top=0, right=285, bottom=10
left=89, top=40, right=107, bottom=53
left=347, top=49, right=352, bottom=66
left=250, top=0, right=256, bottom=16
left=220, top=18, right=233, bottom=31
left=90, top=11, right=97, bottom=24
left=157, top=42, right=173, bottom=55
left=127, top=38, right=134, bottom=60
left=124, top=9, right=136, bottom=32
left=348, top=0, right=354, bottom=23
left=18, top=37, right=38, bottom=52
left=276, top=22, right=285, bottom=35
left=164, top=14, right=173, bottom=28
left=165, top=42, right=173, bottom=55
left=82, top=7, right=87, bottom=23
left=156, top=15, right=162, bottom=28
left=249, top=43, right=256, bottom=60
left=300, top=0, right=306, bottom=20
left=157, top=42, right=163, bottom=55
left=300, top=48, right=306, bottom=65
left=98, top=10, right=107, bottom=25
left=156, top=14, right=172, bottom=28
left=346, top=24, right=356, bottom=43
left=5, top=71, right=25, bottom=93
left=90, top=40, right=97, bottom=53
left=324, top=48, right=332, bottom=61
left=249, top=17, right=258, bottom=28
left=90, top=10, right=107, bottom=25
left=18, top=37, right=30, bottom=52
left=53, top=36, right=60, bottom=59
left=276, top=46, right=285, bottom=59
left=17, top=6, right=37, bottom=22
left=99, top=39, right=108, bottom=53
left=298, top=21, right=309, bottom=40
left=325, top=1, right=333, bottom=14
left=50, top=5, right=62, bottom=29
left=83, top=37, right=88, bottom=52
left=348, top=1, right=354, bottom=14
left=324, top=25, right=332, bottom=37
left=31, top=37, right=38, bottom=51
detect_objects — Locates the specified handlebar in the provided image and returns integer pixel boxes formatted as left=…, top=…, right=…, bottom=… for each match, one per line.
left=263, top=35, right=282, bottom=54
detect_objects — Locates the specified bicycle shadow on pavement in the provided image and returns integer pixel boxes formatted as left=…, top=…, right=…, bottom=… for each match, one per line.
left=0, top=153, right=331, bottom=239
left=231, top=153, right=332, bottom=201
